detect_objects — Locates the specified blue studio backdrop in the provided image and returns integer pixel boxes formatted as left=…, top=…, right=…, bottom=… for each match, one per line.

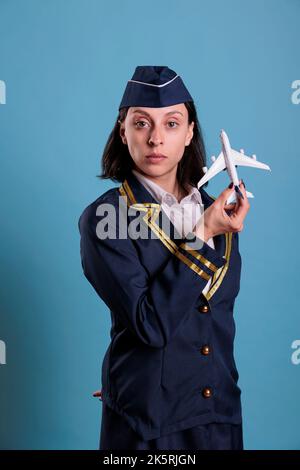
left=0, top=0, right=299, bottom=450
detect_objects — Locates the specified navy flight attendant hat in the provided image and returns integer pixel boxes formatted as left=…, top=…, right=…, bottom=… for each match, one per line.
left=118, top=65, right=194, bottom=110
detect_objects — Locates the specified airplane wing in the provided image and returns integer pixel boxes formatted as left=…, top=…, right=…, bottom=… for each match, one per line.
left=231, top=149, right=271, bottom=170
left=197, top=148, right=271, bottom=188
left=197, top=151, right=225, bottom=188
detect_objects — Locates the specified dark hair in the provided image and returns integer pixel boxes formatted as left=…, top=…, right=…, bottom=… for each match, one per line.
left=97, top=101, right=208, bottom=190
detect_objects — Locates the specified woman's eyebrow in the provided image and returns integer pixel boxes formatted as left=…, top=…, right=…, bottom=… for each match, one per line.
left=131, top=109, right=184, bottom=117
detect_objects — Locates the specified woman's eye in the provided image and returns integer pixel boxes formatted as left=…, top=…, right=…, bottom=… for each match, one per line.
left=135, top=120, right=149, bottom=128
left=134, top=120, right=178, bottom=128
left=168, top=121, right=178, bottom=128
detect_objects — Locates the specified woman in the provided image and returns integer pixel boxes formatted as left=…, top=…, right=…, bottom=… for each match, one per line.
left=78, top=66, right=250, bottom=450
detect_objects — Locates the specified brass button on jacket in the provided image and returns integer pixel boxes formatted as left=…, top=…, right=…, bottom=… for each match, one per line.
left=202, top=387, right=213, bottom=398
left=201, top=345, right=210, bottom=355
left=199, top=305, right=209, bottom=313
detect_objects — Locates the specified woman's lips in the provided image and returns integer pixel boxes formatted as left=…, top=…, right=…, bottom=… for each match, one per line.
left=145, top=154, right=167, bottom=163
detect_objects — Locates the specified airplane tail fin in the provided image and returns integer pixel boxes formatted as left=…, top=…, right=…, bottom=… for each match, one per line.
left=226, top=188, right=254, bottom=205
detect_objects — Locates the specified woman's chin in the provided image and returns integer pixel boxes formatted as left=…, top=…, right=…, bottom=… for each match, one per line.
left=143, top=168, right=168, bottom=178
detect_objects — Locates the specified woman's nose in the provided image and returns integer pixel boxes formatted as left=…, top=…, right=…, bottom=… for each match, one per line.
left=148, top=132, right=163, bottom=145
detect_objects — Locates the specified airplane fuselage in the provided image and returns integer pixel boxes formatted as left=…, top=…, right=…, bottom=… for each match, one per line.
left=220, top=130, right=240, bottom=186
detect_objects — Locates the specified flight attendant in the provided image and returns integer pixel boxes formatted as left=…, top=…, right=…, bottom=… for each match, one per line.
left=78, top=65, right=250, bottom=450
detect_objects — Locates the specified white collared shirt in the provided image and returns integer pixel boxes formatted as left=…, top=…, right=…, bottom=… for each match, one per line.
left=132, top=169, right=215, bottom=294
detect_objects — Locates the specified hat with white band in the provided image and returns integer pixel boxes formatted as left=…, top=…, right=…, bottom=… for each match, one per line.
left=118, top=65, right=193, bottom=110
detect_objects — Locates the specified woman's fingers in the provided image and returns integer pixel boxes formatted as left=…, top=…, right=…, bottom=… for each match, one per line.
left=224, top=202, right=236, bottom=217
left=234, top=181, right=249, bottom=214
left=218, top=185, right=236, bottom=218
left=224, top=202, right=236, bottom=210
left=230, top=181, right=250, bottom=224
left=212, top=180, right=250, bottom=233
left=218, top=184, right=236, bottom=206
left=93, top=390, right=103, bottom=401
left=232, top=186, right=242, bottom=214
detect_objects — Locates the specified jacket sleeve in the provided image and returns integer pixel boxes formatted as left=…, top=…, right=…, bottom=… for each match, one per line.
left=78, top=203, right=226, bottom=349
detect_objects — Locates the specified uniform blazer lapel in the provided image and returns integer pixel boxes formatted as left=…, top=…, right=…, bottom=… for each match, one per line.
left=119, top=171, right=227, bottom=261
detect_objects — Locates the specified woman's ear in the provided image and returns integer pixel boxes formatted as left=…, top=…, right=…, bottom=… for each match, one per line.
left=119, top=123, right=127, bottom=144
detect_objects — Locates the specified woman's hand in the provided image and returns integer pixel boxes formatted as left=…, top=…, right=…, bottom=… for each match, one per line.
left=92, top=390, right=102, bottom=401
left=193, top=180, right=250, bottom=242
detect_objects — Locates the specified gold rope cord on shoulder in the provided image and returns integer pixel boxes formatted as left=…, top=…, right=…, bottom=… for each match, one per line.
left=204, top=232, right=232, bottom=301
left=122, top=180, right=136, bottom=206
left=179, top=190, right=219, bottom=273
left=120, top=182, right=233, bottom=298
left=119, top=182, right=211, bottom=281
left=200, top=191, right=233, bottom=299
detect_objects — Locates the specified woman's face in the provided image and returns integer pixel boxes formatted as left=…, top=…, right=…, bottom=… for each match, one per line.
left=119, top=103, right=194, bottom=178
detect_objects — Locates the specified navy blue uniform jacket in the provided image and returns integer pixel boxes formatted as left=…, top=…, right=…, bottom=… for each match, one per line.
left=78, top=171, right=243, bottom=441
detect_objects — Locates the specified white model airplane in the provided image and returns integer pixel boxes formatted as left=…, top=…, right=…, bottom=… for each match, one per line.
left=197, top=130, right=271, bottom=204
